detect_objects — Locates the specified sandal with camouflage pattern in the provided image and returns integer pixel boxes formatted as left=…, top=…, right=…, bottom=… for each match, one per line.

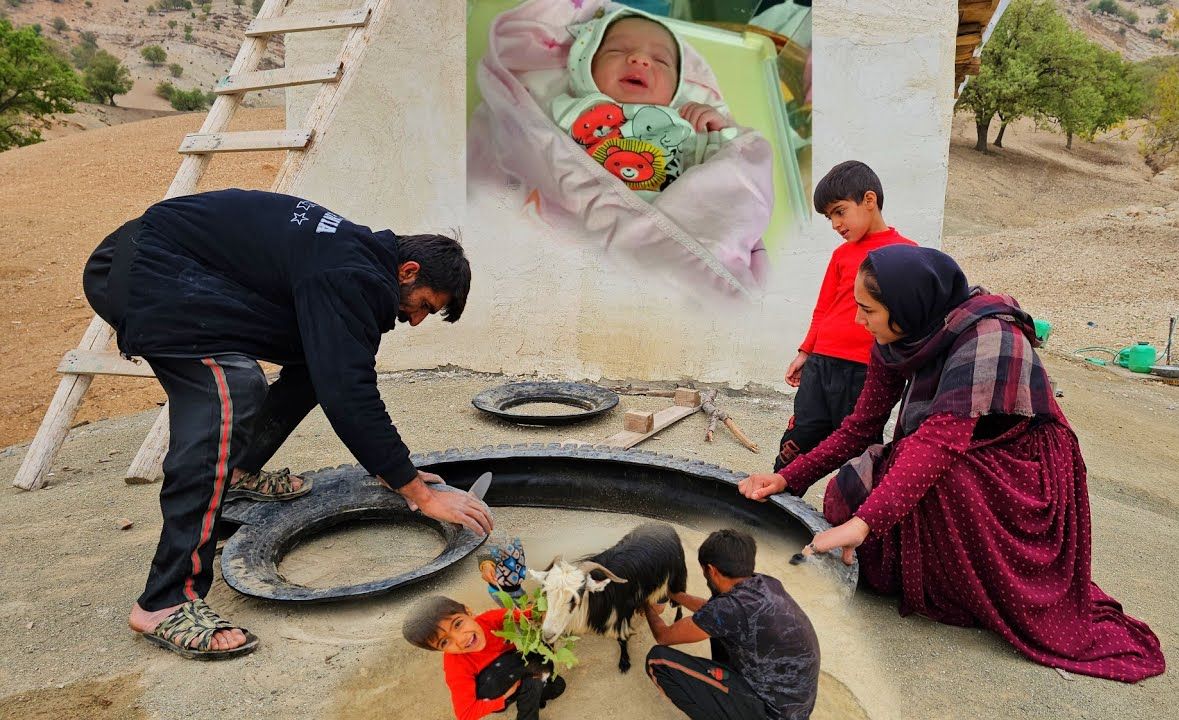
left=142, top=598, right=260, bottom=660
left=225, top=467, right=312, bottom=502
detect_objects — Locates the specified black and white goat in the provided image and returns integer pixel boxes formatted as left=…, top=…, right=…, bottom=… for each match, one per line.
left=530, top=522, right=687, bottom=673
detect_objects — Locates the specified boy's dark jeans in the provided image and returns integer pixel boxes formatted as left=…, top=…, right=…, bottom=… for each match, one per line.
left=774, top=354, right=873, bottom=472
left=476, top=652, right=563, bottom=720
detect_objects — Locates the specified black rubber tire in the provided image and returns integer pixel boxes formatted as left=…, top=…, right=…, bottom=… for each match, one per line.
left=220, top=444, right=857, bottom=603
left=471, top=381, right=619, bottom=425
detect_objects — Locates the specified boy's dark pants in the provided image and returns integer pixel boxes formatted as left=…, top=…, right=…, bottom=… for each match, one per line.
left=774, top=354, right=873, bottom=472
left=476, top=652, right=562, bottom=720
left=83, top=223, right=319, bottom=611
left=646, top=646, right=770, bottom=720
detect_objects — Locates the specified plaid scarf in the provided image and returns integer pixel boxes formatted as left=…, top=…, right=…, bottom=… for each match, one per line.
left=827, top=291, right=1056, bottom=523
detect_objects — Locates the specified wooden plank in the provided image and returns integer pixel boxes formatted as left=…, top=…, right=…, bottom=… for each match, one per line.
left=957, top=22, right=982, bottom=35
left=214, top=62, right=343, bottom=95
left=961, top=4, right=997, bottom=24
left=58, top=350, right=155, bottom=378
left=599, top=404, right=701, bottom=449
left=245, top=6, right=371, bottom=37
left=12, top=317, right=112, bottom=489
left=956, top=32, right=981, bottom=47
left=179, top=129, right=314, bottom=154
left=125, top=410, right=168, bottom=485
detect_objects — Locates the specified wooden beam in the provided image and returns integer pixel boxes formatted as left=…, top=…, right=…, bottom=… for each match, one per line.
left=57, top=350, right=155, bottom=378
left=245, top=6, right=371, bottom=37
left=673, top=388, right=702, bottom=407
left=214, top=62, right=344, bottom=95
left=956, top=32, right=981, bottom=47
left=178, top=129, right=314, bottom=154
left=599, top=404, right=701, bottom=449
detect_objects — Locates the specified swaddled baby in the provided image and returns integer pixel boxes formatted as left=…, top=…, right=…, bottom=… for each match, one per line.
left=551, top=7, right=739, bottom=200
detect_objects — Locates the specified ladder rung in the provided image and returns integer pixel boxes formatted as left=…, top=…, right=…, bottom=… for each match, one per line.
left=58, top=350, right=155, bottom=378
left=179, top=129, right=314, bottom=154
left=215, top=62, right=344, bottom=95
left=245, top=6, right=371, bottom=37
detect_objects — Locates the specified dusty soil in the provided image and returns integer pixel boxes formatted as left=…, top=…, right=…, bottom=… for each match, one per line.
left=943, top=113, right=1179, bottom=358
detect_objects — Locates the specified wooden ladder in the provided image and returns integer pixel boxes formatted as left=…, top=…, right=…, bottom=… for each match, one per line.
left=13, top=0, right=392, bottom=491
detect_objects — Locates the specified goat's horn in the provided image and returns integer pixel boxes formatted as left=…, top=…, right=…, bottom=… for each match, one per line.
left=579, top=561, right=628, bottom=584
left=544, top=555, right=563, bottom=572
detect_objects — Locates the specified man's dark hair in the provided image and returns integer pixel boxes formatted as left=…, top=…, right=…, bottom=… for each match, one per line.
left=396, top=232, right=471, bottom=323
left=813, top=160, right=885, bottom=214
left=698, top=529, right=756, bottom=579
left=402, top=595, right=467, bottom=650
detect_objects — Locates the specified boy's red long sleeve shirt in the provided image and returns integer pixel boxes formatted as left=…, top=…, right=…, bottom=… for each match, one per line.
left=799, top=227, right=917, bottom=364
left=442, top=608, right=522, bottom=720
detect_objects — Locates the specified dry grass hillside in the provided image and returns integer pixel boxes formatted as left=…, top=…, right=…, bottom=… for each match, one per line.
left=4, top=0, right=282, bottom=128
left=1058, top=0, right=1179, bottom=61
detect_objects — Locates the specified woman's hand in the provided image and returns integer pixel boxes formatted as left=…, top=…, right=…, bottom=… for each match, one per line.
left=678, top=102, right=730, bottom=132
left=738, top=473, right=786, bottom=502
left=501, top=679, right=522, bottom=701
left=805, top=517, right=870, bottom=566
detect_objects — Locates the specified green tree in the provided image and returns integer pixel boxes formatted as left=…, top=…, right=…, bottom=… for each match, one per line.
left=1039, top=41, right=1145, bottom=149
left=140, top=44, right=166, bottom=66
left=51, top=17, right=67, bottom=33
left=168, top=86, right=209, bottom=111
left=70, top=30, right=99, bottom=69
left=956, top=0, right=1070, bottom=151
left=0, top=18, right=86, bottom=150
left=83, top=50, right=132, bottom=106
left=1142, top=66, right=1179, bottom=172
left=168, top=62, right=183, bottom=78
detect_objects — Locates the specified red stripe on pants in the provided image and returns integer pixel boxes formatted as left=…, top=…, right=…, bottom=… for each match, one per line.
left=184, top=357, right=233, bottom=601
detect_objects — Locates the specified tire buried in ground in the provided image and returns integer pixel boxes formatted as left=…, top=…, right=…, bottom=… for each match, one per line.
left=220, top=444, right=857, bottom=603
left=471, top=381, right=619, bottom=425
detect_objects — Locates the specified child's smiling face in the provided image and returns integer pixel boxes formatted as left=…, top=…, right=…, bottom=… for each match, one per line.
left=428, top=611, right=487, bottom=654
left=590, top=17, right=679, bottom=106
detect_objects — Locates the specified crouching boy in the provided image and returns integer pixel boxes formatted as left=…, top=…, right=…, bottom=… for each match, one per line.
left=641, top=530, right=820, bottom=720
left=403, top=596, right=566, bottom=720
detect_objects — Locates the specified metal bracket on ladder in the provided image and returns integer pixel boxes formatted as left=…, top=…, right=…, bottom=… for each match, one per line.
left=13, top=0, right=392, bottom=491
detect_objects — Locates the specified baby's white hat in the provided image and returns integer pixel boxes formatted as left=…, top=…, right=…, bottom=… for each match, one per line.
left=566, top=4, right=685, bottom=106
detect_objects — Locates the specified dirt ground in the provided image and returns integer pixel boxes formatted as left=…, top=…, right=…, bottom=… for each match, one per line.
left=1, top=91, right=1178, bottom=720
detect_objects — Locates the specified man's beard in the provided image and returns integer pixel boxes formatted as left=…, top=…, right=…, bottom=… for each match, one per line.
left=396, top=281, right=417, bottom=323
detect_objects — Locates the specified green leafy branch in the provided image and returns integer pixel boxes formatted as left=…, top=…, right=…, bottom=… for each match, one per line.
left=491, top=588, right=579, bottom=677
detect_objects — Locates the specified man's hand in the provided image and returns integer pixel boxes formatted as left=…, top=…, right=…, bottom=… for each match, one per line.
left=738, top=472, right=786, bottom=502
left=678, top=102, right=730, bottom=132
left=785, top=351, right=808, bottom=387
left=403, top=470, right=445, bottom=511
left=389, top=472, right=494, bottom=536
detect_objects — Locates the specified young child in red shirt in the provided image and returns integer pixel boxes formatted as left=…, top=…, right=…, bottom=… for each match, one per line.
left=403, top=596, right=565, bottom=720
left=774, top=160, right=917, bottom=471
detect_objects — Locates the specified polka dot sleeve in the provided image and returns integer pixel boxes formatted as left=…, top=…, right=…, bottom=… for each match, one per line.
left=854, top=412, right=976, bottom=535
left=778, top=356, right=907, bottom=495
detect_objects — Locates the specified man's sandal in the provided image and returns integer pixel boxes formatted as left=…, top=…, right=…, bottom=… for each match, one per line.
left=142, top=598, right=260, bottom=661
left=225, top=467, right=312, bottom=502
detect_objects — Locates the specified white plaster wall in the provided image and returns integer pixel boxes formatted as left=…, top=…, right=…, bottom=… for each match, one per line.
left=809, top=0, right=958, bottom=249
left=286, top=0, right=956, bottom=387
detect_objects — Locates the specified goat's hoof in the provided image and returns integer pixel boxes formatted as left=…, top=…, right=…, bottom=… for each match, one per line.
left=618, top=659, right=631, bottom=673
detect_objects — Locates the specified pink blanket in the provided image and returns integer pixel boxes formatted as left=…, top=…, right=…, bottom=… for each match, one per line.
left=469, top=0, right=774, bottom=299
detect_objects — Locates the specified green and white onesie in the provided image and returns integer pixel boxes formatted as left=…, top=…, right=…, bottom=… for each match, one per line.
left=550, top=6, right=738, bottom=201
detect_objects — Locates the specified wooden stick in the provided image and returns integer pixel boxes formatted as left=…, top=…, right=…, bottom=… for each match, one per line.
left=700, top=390, right=759, bottom=453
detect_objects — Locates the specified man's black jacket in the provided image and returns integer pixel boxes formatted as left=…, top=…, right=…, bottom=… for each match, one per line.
left=105, top=189, right=418, bottom=488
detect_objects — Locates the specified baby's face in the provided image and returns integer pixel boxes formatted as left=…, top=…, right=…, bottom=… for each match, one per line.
left=590, top=18, right=678, bottom=106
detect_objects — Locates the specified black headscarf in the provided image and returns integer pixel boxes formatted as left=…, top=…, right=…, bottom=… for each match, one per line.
left=865, top=245, right=970, bottom=343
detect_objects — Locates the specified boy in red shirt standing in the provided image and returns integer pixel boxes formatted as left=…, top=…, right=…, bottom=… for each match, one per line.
left=403, top=596, right=566, bottom=720
left=774, top=161, right=916, bottom=471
